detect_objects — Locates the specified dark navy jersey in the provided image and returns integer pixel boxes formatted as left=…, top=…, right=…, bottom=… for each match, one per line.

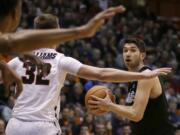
left=125, top=66, right=175, bottom=135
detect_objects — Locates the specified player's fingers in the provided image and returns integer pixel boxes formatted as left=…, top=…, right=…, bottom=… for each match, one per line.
left=155, top=69, right=172, bottom=76
left=105, top=5, right=126, bottom=14
left=27, top=55, right=42, bottom=65
left=162, top=69, right=172, bottom=73
left=106, top=90, right=110, bottom=95
left=101, top=12, right=115, bottom=19
left=158, top=71, right=170, bottom=75
left=104, top=90, right=111, bottom=99
left=91, top=95, right=102, bottom=101
left=158, top=67, right=172, bottom=72
left=159, top=72, right=168, bottom=75
left=156, top=68, right=172, bottom=72
left=94, top=5, right=125, bottom=21
left=159, top=67, right=172, bottom=70
left=88, top=100, right=99, bottom=105
left=112, top=95, right=116, bottom=103
left=88, top=108, right=101, bottom=114
left=37, top=65, right=43, bottom=75
left=88, top=105, right=99, bottom=110
left=157, top=71, right=168, bottom=75
left=115, top=5, right=126, bottom=13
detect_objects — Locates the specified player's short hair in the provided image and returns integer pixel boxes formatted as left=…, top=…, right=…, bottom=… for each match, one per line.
left=0, top=0, right=20, bottom=19
left=121, top=37, right=146, bottom=53
left=34, top=14, right=59, bottom=29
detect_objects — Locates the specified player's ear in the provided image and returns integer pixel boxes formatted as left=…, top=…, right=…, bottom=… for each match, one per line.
left=141, top=52, right=146, bottom=60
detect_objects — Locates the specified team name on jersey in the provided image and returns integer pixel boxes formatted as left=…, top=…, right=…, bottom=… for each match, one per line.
left=34, top=52, right=57, bottom=59
left=126, top=90, right=135, bottom=104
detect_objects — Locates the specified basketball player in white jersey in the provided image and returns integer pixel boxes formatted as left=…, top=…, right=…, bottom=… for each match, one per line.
left=5, top=14, right=171, bottom=135
left=0, top=0, right=126, bottom=98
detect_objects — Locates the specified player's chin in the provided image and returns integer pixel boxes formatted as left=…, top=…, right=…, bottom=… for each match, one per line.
left=126, top=62, right=137, bottom=69
left=124, top=62, right=131, bottom=68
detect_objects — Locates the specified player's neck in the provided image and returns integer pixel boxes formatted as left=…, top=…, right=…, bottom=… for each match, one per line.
left=128, top=63, right=144, bottom=72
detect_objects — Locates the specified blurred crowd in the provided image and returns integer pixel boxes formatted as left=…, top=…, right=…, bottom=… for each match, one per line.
left=0, top=0, right=180, bottom=135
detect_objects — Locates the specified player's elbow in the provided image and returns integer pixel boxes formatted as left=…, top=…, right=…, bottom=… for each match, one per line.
left=132, top=114, right=143, bottom=122
left=96, top=69, right=113, bottom=81
left=96, top=70, right=108, bottom=81
left=131, top=111, right=143, bottom=122
left=97, top=73, right=105, bottom=81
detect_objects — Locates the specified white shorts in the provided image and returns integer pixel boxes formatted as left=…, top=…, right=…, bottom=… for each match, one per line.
left=6, top=118, right=61, bottom=135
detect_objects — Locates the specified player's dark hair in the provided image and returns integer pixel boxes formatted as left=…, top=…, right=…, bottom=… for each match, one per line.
left=34, top=14, right=59, bottom=29
left=0, top=0, right=20, bottom=19
left=121, top=37, right=146, bottom=53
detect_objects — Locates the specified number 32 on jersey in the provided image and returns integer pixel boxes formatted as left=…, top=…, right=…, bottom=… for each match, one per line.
left=22, top=62, right=51, bottom=85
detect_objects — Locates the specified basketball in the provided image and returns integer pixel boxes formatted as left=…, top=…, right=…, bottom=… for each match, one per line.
left=85, top=85, right=115, bottom=115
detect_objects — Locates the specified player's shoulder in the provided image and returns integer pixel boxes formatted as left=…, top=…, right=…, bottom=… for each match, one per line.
left=141, top=69, right=151, bottom=73
left=56, top=51, right=64, bottom=57
left=8, top=57, right=21, bottom=63
left=140, top=65, right=152, bottom=72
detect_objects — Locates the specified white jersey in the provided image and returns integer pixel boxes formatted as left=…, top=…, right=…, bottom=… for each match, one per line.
left=8, top=48, right=82, bottom=122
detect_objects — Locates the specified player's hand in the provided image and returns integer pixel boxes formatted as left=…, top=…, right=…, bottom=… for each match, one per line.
left=19, top=54, right=47, bottom=76
left=142, top=67, right=172, bottom=79
left=0, top=61, right=22, bottom=98
left=19, top=54, right=43, bottom=65
left=81, top=5, right=126, bottom=37
left=88, top=90, right=112, bottom=113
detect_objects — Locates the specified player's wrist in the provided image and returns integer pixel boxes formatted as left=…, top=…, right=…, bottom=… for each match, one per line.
left=76, top=25, right=89, bottom=38
left=107, top=102, right=115, bottom=112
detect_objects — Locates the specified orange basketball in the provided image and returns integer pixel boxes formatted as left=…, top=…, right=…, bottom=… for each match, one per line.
left=85, top=85, right=115, bottom=115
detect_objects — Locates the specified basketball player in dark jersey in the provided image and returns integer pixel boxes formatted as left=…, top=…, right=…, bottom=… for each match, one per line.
left=89, top=38, right=175, bottom=135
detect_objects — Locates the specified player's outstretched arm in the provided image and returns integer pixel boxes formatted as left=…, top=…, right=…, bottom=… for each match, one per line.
left=0, top=5, right=125, bottom=54
left=77, top=65, right=171, bottom=82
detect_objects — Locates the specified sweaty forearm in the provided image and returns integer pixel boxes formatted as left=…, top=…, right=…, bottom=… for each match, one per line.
left=1, top=26, right=86, bottom=54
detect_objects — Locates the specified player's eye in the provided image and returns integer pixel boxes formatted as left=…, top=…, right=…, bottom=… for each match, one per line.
left=131, top=49, right=137, bottom=52
left=123, top=49, right=128, bottom=53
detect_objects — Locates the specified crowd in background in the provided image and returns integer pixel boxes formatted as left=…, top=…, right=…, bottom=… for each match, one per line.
left=0, top=0, right=180, bottom=135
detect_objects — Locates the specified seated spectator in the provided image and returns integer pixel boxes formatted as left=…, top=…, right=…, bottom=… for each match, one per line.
left=80, top=126, right=93, bottom=135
